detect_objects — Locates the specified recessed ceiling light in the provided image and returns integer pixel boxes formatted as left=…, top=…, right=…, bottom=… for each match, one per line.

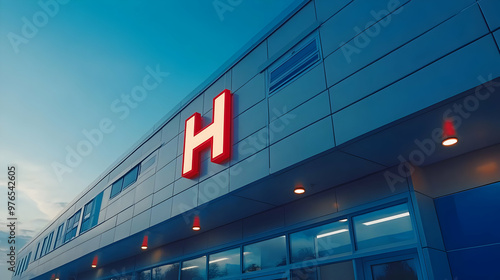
left=294, top=185, right=305, bottom=194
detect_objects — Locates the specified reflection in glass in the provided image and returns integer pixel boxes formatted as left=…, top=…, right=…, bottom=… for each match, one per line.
left=243, top=236, right=287, bottom=272
left=291, top=267, right=317, bottom=280
left=209, top=248, right=240, bottom=279
left=138, top=270, right=152, bottom=280
left=152, top=263, right=179, bottom=280
left=371, top=259, right=418, bottom=280
left=181, top=256, right=206, bottom=280
left=354, top=204, right=414, bottom=250
left=290, top=220, right=351, bottom=262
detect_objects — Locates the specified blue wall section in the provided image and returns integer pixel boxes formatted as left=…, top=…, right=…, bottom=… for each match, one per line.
left=435, top=182, right=500, bottom=278
left=447, top=244, right=500, bottom=280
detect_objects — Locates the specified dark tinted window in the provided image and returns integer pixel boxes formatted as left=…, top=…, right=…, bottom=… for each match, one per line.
left=123, top=165, right=140, bottom=189
left=110, top=177, right=124, bottom=198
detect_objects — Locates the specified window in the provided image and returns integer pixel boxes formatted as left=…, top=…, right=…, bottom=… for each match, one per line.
left=80, top=192, right=104, bottom=234
left=208, top=248, right=240, bottom=279
left=64, top=209, right=82, bottom=243
left=371, top=259, right=418, bottom=280
left=17, top=257, right=25, bottom=276
left=181, top=256, right=207, bottom=280
left=123, top=165, right=140, bottom=189
left=152, top=263, right=179, bottom=280
left=39, top=231, right=54, bottom=258
left=110, top=177, right=124, bottom=199
left=53, top=223, right=64, bottom=250
left=45, top=232, right=53, bottom=255
left=33, top=242, right=40, bottom=260
left=291, top=261, right=355, bottom=280
left=243, top=236, right=287, bottom=273
left=353, top=204, right=414, bottom=250
left=14, top=257, right=22, bottom=276
left=39, top=236, right=48, bottom=258
left=268, top=35, right=321, bottom=94
left=110, top=164, right=140, bottom=199
left=23, top=252, right=32, bottom=274
left=290, top=219, right=351, bottom=263
left=138, top=270, right=151, bottom=280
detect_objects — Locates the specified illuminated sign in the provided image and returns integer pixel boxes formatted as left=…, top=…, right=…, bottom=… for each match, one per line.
left=182, top=89, right=232, bottom=179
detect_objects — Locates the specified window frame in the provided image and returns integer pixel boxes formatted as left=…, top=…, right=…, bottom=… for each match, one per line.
left=109, top=164, right=141, bottom=199
left=53, top=223, right=65, bottom=250
left=80, top=192, right=104, bottom=234
left=64, top=209, right=82, bottom=243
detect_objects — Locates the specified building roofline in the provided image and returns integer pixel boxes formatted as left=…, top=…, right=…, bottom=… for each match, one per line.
left=19, top=0, right=309, bottom=254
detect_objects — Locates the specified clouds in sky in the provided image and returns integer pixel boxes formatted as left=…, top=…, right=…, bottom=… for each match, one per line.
left=0, top=0, right=299, bottom=278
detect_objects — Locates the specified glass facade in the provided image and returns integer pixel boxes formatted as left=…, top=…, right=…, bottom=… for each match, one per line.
left=209, top=248, right=240, bottom=279
left=243, top=236, right=287, bottom=272
left=291, top=261, right=355, bottom=280
left=181, top=256, right=207, bottom=280
left=353, top=204, right=414, bottom=250
left=110, top=203, right=417, bottom=280
left=290, top=219, right=350, bottom=263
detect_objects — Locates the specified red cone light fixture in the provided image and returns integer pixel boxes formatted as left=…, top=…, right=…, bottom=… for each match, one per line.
left=192, top=216, right=201, bottom=231
left=141, top=235, right=148, bottom=250
left=442, top=120, right=458, bottom=146
left=91, top=256, right=98, bottom=268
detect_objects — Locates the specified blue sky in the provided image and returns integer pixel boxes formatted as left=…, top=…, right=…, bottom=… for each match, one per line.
left=0, top=0, right=299, bottom=278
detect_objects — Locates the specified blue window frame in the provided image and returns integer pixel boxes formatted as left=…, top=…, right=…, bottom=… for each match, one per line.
left=40, top=232, right=54, bottom=257
left=39, top=235, right=50, bottom=258
left=23, top=251, right=32, bottom=274
left=123, top=165, right=140, bottom=190
left=14, top=257, right=22, bottom=276
left=110, top=164, right=140, bottom=199
left=53, top=223, right=64, bottom=250
left=80, top=192, right=104, bottom=234
left=110, top=177, right=123, bottom=199
left=33, top=242, right=40, bottom=260
left=64, top=210, right=81, bottom=243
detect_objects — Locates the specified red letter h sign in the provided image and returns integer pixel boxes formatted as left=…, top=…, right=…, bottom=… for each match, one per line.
left=182, top=89, right=232, bottom=179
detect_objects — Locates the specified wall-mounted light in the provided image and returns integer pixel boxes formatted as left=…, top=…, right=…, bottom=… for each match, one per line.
left=91, top=256, right=98, bottom=268
left=294, top=184, right=305, bottom=194
left=141, top=236, right=148, bottom=250
left=192, top=216, right=201, bottom=231
left=442, top=119, right=458, bottom=146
